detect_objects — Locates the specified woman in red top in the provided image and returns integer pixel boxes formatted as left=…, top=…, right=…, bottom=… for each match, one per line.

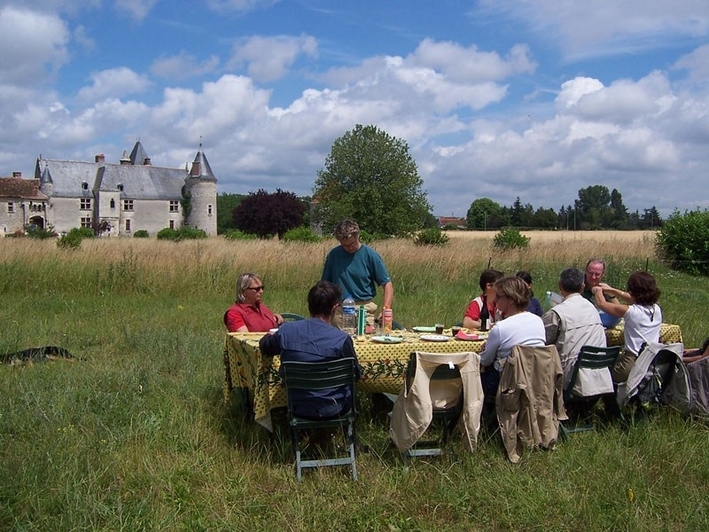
left=462, top=269, right=504, bottom=330
left=224, top=272, right=283, bottom=332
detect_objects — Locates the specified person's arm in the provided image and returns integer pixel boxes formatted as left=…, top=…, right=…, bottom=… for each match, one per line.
left=479, top=327, right=501, bottom=367
left=592, top=287, right=627, bottom=318
left=258, top=331, right=280, bottom=357
left=597, top=282, right=624, bottom=303
left=224, top=307, right=249, bottom=333
left=273, top=313, right=284, bottom=326
left=542, top=310, right=561, bottom=345
left=381, top=281, right=394, bottom=309
left=683, top=344, right=709, bottom=364
left=463, top=299, right=482, bottom=330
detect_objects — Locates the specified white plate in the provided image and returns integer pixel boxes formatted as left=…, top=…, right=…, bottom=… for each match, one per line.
left=370, top=335, right=404, bottom=344
left=419, top=334, right=450, bottom=342
left=412, top=326, right=436, bottom=333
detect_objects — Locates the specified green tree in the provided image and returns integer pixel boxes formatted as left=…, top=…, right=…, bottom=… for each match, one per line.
left=233, top=189, right=305, bottom=239
left=576, top=185, right=613, bottom=229
left=531, top=207, right=558, bottom=229
left=216, top=193, right=246, bottom=234
left=466, top=198, right=503, bottom=230
left=312, top=124, right=432, bottom=236
left=609, top=188, right=629, bottom=229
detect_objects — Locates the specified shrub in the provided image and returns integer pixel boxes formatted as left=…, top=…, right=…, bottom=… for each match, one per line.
left=26, top=226, right=58, bottom=239
left=414, top=228, right=449, bottom=246
left=223, top=229, right=258, bottom=241
left=156, top=227, right=207, bottom=241
left=133, top=230, right=149, bottom=238
left=56, top=228, right=86, bottom=249
left=493, top=227, right=530, bottom=250
left=282, top=226, right=321, bottom=243
left=656, top=209, right=709, bottom=275
left=76, top=227, right=95, bottom=239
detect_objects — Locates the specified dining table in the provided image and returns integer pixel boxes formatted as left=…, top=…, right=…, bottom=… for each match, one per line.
left=222, top=323, right=683, bottom=431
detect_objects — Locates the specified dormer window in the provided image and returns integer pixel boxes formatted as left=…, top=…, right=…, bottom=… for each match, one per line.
left=117, top=183, right=124, bottom=192
left=82, top=182, right=89, bottom=190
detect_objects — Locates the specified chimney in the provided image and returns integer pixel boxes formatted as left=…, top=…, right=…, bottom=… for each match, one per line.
left=95, top=154, right=105, bottom=164
left=12, top=171, right=21, bottom=178
left=143, top=157, right=151, bottom=165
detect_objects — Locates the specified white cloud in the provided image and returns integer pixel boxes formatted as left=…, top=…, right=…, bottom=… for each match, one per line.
left=0, top=6, right=69, bottom=85
left=673, top=44, right=709, bottom=82
left=77, top=67, right=151, bottom=103
left=151, top=52, right=220, bottom=80
left=114, top=0, right=159, bottom=21
left=206, top=0, right=280, bottom=13
left=228, top=35, right=318, bottom=82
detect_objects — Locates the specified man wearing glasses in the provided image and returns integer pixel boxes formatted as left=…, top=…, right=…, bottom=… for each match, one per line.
left=224, top=272, right=283, bottom=332
left=321, top=219, right=393, bottom=328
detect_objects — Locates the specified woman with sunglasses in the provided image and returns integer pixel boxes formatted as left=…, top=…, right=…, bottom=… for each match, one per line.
left=224, top=272, right=283, bottom=332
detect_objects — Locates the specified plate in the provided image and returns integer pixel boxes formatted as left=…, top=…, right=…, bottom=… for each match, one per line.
left=370, top=335, right=404, bottom=344
left=455, top=332, right=482, bottom=341
left=412, top=326, right=436, bottom=333
left=419, top=334, right=450, bottom=342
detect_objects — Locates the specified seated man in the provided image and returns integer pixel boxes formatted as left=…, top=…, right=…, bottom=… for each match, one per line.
left=581, top=258, right=622, bottom=328
left=543, top=267, right=607, bottom=389
left=259, top=280, right=362, bottom=419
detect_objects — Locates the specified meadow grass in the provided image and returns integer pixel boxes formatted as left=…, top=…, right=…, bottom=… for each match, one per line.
left=1, top=234, right=709, bottom=531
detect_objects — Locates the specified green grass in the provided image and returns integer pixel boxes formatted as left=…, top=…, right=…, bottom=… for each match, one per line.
left=2, top=239, right=709, bottom=530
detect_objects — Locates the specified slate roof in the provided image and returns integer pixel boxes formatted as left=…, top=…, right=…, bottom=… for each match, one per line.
left=0, top=177, right=48, bottom=200
left=188, top=147, right=217, bottom=182
left=34, top=159, right=99, bottom=198
left=97, top=164, right=185, bottom=200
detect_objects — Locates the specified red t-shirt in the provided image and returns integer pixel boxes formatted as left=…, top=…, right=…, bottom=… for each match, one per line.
left=224, top=302, right=278, bottom=332
left=463, top=295, right=497, bottom=326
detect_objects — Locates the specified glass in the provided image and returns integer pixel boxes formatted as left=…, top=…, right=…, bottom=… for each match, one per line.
left=247, top=286, right=264, bottom=292
left=435, top=323, right=444, bottom=335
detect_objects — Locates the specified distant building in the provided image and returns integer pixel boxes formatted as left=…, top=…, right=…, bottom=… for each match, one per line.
left=436, top=216, right=467, bottom=229
left=0, top=141, right=217, bottom=237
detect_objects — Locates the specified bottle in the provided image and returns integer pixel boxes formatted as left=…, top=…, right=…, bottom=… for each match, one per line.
left=480, top=315, right=488, bottom=332
left=357, top=305, right=367, bottom=337
left=382, top=306, right=393, bottom=335
left=342, top=295, right=356, bottom=336
left=545, top=291, right=563, bottom=310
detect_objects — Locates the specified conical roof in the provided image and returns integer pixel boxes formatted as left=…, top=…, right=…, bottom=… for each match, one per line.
left=129, top=141, right=151, bottom=165
left=188, top=144, right=217, bottom=182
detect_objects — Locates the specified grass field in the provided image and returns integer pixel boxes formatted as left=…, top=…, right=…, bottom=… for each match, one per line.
left=1, top=233, right=709, bottom=531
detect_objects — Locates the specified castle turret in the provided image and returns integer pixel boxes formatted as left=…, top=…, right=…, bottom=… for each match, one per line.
left=39, top=163, right=53, bottom=197
left=184, top=144, right=217, bottom=236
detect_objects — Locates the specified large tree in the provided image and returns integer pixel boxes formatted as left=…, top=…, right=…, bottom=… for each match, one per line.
left=216, top=193, right=246, bottom=234
left=232, top=189, right=305, bottom=239
left=466, top=198, right=504, bottom=230
left=312, top=124, right=432, bottom=236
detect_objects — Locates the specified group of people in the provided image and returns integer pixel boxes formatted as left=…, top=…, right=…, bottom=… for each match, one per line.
left=471, top=259, right=663, bottom=397
left=223, top=219, right=699, bottom=419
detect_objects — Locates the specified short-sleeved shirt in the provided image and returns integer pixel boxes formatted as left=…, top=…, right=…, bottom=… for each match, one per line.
left=321, top=244, right=391, bottom=302
left=224, top=301, right=278, bottom=332
left=464, top=295, right=497, bottom=326
left=479, top=312, right=546, bottom=372
left=624, top=303, right=662, bottom=356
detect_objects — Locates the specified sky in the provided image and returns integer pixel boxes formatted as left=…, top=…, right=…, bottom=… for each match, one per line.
left=1, top=0, right=709, bottom=218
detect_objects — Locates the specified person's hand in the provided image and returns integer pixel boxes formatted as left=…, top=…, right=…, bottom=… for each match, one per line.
left=591, top=286, right=603, bottom=296
left=274, top=313, right=284, bottom=325
left=598, top=282, right=612, bottom=290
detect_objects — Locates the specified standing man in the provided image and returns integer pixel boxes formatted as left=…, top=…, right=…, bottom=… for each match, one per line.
left=543, top=268, right=607, bottom=389
left=259, top=280, right=361, bottom=419
left=582, top=258, right=621, bottom=328
left=321, top=219, right=393, bottom=327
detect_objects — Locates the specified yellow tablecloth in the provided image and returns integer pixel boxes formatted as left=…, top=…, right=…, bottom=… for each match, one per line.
left=222, top=323, right=683, bottom=430
left=223, top=331, right=485, bottom=430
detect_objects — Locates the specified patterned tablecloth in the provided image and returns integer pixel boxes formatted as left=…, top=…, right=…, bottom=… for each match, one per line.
left=223, top=323, right=682, bottom=431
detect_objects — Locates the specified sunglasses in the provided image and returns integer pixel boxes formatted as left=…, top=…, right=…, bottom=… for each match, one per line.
left=247, top=286, right=264, bottom=292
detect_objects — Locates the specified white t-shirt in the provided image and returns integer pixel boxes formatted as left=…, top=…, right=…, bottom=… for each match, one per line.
left=623, top=303, right=662, bottom=355
left=479, top=311, right=546, bottom=372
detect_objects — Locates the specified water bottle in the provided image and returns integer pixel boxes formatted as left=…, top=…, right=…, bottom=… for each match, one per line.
left=342, top=295, right=356, bottom=336
left=382, top=306, right=393, bottom=335
left=545, top=291, right=563, bottom=310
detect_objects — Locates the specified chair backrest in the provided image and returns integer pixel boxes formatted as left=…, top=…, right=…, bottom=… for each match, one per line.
left=281, top=357, right=357, bottom=392
left=281, top=312, right=306, bottom=322
left=566, top=345, right=621, bottom=398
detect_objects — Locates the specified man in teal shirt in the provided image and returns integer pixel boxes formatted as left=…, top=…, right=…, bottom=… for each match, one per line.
left=321, top=219, right=393, bottom=327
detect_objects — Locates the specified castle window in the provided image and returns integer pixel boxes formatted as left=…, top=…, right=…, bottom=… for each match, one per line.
left=80, top=217, right=92, bottom=228
left=117, top=184, right=123, bottom=192
left=169, top=200, right=179, bottom=213
left=7, top=202, right=14, bottom=213
left=110, top=199, right=115, bottom=209
left=169, top=220, right=175, bottom=229
left=125, top=219, right=131, bottom=232
left=80, top=198, right=92, bottom=211
left=123, top=200, right=134, bottom=211
left=82, top=182, right=89, bottom=190
left=208, top=204, right=213, bottom=216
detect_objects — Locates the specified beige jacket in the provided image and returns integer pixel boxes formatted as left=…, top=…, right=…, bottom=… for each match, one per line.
left=497, top=344, right=567, bottom=463
left=389, top=351, right=483, bottom=453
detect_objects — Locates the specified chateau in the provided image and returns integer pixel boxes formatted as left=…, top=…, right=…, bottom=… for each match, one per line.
left=0, top=141, right=217, bottom=237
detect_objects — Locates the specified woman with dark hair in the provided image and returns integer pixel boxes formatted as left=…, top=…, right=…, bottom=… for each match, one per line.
left=592, top=271, right=662, bottom=382
left=516, top=270, right=543, bottom=316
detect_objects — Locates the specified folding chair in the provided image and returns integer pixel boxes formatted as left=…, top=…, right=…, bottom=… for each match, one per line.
left=561, top=345, right=621, bottom=436
left=281, top=312, right=306, bottom=321
left=280, top=358, right=358, bottom=481
left=390, top=351, right=482, bottom=463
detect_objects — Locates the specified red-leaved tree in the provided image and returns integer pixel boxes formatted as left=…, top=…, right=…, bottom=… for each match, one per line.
left=232, top=189, right=306, bottom=239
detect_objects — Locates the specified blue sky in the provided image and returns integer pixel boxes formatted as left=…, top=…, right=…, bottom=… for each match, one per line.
left=1, top=0, right=709, bottom=218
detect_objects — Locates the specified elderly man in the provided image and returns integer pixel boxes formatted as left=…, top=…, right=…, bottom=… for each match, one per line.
left=543, top=267, right=607, bottom=388
left=581, top=258, right=621, bottom=328
left=321, top=219, right=393, bottom=327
